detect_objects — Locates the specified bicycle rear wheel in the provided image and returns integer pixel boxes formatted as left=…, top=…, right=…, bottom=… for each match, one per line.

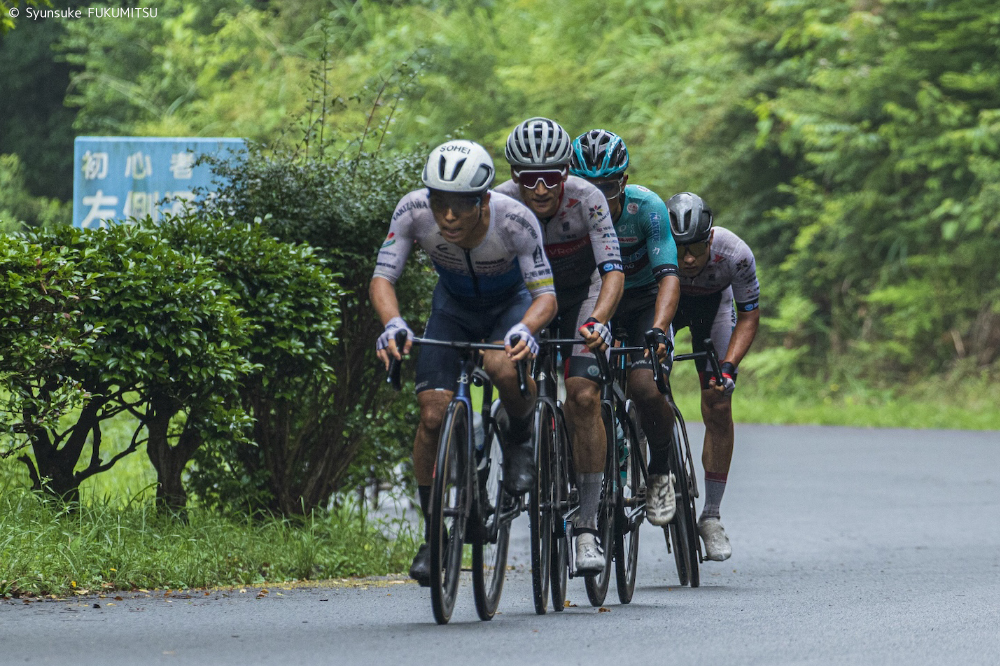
left=430, top=400, right=472, bottom=625
left=549, top=407, right=571, bottom=612
left=529, top=400, right=554, bottom=614
left=585, top=403, right=616, bottom=607
left=472, top=402, right=510, bottom=621
left=615, top=401, right=645, bottom=604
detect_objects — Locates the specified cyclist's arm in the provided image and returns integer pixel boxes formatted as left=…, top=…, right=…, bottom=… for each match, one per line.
left=723, top=239, right=760, bottom=368
left=370, top=277, right=411, bottom=366
left=586, top=190, right=624, bottom=324
left=724, top=307, right=759, bottom=367
left=645, top=196, right=680, bottom=333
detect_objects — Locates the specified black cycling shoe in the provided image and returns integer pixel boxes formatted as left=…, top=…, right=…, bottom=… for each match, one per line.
left=409, top=543, right=431, bottom=587
left=502, top=439, right=536, bottom=496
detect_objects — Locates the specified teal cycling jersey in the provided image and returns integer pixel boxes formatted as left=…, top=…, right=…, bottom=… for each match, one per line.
left=614, top=184, right=678, bottom=291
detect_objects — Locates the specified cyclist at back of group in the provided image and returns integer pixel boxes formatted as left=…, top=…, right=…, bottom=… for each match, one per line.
left=569, top=129, right=682, bottom=528
left=665, top=192, right=760, bottom=561
left=370, top=140, right=558, bottom=585
left=495, top=117, right=625, bottom=573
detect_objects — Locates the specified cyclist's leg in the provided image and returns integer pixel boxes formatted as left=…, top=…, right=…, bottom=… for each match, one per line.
left=409, top=286, right=474, bottom=581
left=616, top=290, right=677, bottom=525
left=690, top=289, right=735, bottom=560
left=482, top=288, right=537, bottom=493
left=558, top=288, right=605, bottom=571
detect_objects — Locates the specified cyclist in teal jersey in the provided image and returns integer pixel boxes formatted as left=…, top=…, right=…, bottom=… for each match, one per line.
left=571, top=129, right=682, bottom=527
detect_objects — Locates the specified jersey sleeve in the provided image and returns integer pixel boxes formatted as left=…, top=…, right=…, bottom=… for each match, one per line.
left=642, top=196, right=679, bottom=281
left=371, top=195, right=419, bottom=284
left=731, top=240, right=760, bottom=312
left=507, top=211, right=556, bottom=299
left=585, top=189, right=623, bottom=275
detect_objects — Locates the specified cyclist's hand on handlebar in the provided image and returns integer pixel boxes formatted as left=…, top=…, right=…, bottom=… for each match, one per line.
left=708, top=361, right=737, bottom=396
left=376, top=317, right=413, bottom=369
left=579, top=317, right=612, bottom=352
left=504, top=323, right=538, bottom=361
left=644, top=327, right=674, bottom=364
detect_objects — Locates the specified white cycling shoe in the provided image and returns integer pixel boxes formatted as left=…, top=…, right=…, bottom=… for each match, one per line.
left=698, top=517, right=732, bottom=561
left=574, top=532, right=605, bottom=573
left=645, top=473, right=676, bottom=526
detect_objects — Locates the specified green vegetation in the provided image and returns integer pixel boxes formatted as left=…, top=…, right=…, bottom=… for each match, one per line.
left=0, top=486, right=418, bottom=598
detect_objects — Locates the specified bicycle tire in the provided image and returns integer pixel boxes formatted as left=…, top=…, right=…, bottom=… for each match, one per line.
left=472, top=401, right=510, bottom=620
left=615, top=401, right=645, bottom=604
left=529, top=400, right=554, bottom=615
left=585, top=403, right=616, bottom=607
left=666, top=413, right=700, bottom=588
left=549, top=407, right=571, bottom=612
left=430, top=400, right=472, bottom=625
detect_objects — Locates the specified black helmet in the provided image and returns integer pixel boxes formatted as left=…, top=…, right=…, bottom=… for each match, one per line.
left=666, top=192, right=713, bottom=244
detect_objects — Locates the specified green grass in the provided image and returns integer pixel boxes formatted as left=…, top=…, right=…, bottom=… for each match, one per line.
left=0, top=488, right=419, bottom=598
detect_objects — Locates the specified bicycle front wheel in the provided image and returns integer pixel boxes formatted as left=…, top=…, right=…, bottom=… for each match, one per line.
left=549, top=407, right=571, bottom=612
left=585, top=402, right=616, bottom=607
left=666, top=413, right=700, bottom=588
left=529, top=400, right=554, bottom=615
left=615, top=401, right=645, bottom=604
left=472, top=402, right=510, bottom=621
left=430, top=400, right=472, bottom=625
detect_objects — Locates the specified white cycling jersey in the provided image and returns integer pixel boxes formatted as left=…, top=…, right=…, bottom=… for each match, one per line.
left=495, top=175, right=623, bottom=301
left=679, top=227, right=759, bottom=312
left=372, top=189, right=555, bottom=306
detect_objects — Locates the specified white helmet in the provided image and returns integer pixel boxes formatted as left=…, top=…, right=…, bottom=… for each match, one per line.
left=421, top=140, right=495, bottom=194
left=505, top=117, right=573, bottom=168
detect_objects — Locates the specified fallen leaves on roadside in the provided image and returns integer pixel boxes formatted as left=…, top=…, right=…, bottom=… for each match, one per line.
left=598, top=607, right=610, bottom=613
left=564, top=600, right=577, bottom=608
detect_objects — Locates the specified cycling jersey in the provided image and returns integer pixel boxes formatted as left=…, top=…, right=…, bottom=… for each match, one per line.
left=495, top=175, right=623, bottom=302
left=614, top=184, right=678, bottom=292
left=678, top=227, right=759, bottom=312
left=372, top=190, right=556, bottom=307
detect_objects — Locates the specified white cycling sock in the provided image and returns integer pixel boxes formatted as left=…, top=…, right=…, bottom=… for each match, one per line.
left=576, top=473, right=603, bottom=532
left=700, top=472, right=727, bottom=520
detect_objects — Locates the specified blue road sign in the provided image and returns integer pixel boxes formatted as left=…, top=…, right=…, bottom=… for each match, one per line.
left=72, top=137, right=245, bottom=228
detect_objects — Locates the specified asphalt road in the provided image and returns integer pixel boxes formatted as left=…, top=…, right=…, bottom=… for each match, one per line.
left=3, top=424, right=999, bottom=665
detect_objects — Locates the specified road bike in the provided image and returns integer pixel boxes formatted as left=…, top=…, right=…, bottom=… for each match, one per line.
left=387, top=332, right=529, bottom=624
left=655, top=337, right=724, bottom=588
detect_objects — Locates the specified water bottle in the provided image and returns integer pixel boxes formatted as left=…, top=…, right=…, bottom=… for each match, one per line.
left=473, top=410, right=485, bottom=452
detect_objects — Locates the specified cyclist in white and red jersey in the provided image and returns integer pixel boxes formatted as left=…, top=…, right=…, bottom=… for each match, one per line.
left=666, top=192, right=760, bottom=561
left=570, top=129, right=682, bottom=528
left=370, top=140, right=558, bottom=584
left=495, top=117, right=625, bottom=573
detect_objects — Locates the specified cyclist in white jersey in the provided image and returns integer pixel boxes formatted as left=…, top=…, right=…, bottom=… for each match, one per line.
left=370, top=140, right=558, bottom=584
left=496, top=117, right=625, bottom=573
left=666, top=192, right=760, bottom=561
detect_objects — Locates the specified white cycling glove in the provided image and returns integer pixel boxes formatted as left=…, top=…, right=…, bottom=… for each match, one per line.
left=376, top=316, right=413, bottom=351
left=504, top=323, right=538, bottom=356
left=710, top=362, right=737, bottom=397
left=579, top=317, right=613, bottom=349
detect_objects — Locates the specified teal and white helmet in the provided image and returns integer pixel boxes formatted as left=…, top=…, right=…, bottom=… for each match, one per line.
left=421, top=140, right=495, bottom=195
left=504, top=117, right=573, bottom=168
left=570, top=129, right=630, bottom=179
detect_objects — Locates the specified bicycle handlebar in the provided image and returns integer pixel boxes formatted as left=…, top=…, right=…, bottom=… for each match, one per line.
left=643, top=329, right=670, bottom=395
left=384, top=334, right=529, bottom=396
left=672, top=337, right=725, bottom=387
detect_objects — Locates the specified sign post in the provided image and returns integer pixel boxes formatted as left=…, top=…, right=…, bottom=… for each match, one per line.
left=72, top=137, right=245, bottom=228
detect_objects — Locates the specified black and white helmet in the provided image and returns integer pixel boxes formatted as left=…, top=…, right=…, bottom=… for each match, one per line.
left=504, top=117, right=573, bottom=168
left=666, top=192, right=714, bottom=244
left=421, top=140, right=495, bottom=195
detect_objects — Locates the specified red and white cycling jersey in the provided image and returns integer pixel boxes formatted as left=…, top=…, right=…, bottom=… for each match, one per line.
left=679, top=227, right=759, bottom=312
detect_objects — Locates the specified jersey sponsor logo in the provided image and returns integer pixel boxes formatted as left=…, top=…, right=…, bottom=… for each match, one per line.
left=736, top=258, right=751, bottom=271
left=649, top=212, right=660, bottom=223
left=588, top=204, right=606, bottom=220
left=601, top=232, right=616, bottom=238
left=627, top=202, right=639, bottom=214
left=566, top=198, right=581, bottom=208
left=714, top=254, right=725, bottom=263
left=381, top=239, right=396, bottom=248
left=525, top=277, right=555, bottom=290
left=512, top=215, right=540, bottom=239
left=532, top=245, right=546, bottom=267
left=545, top=237, right=590, bottom=258
left=391, top=199, right=429, bottom=221
left=618, top=236, right=639, bottom=243
left=441, top=144, right=471, bottom=154
left=738, top=301, right=759, bottom=312
left=601, top=261, right=624, bottom=273
left=375, top=261, right=395, bottom=268
left=635, top=185, right=649, bottom=193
